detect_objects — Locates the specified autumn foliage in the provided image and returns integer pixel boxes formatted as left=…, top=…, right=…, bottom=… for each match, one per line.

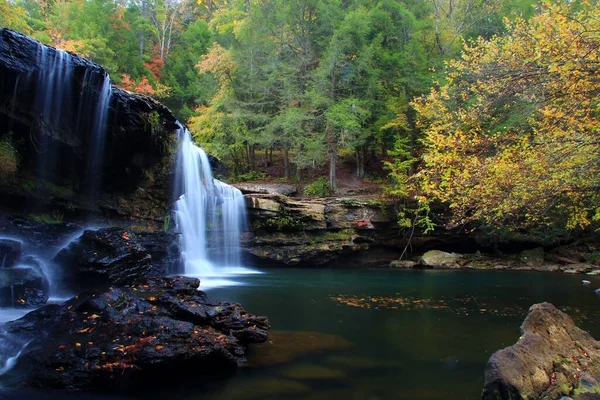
left=413, top=1, right=600, bottom=232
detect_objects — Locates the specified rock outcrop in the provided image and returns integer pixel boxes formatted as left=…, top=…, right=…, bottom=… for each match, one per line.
left=2, top=276, right=270, bottom=390
left=242, top=194, right=402, bottom=267
left=482, top=303, right=600, bottom=400
left=0, top=29, right=180, bottom=224
left=52, top=227, right=154, bottom=289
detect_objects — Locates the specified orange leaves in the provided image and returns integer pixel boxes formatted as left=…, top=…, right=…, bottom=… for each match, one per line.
left=122, top=232, right=130, bottom=241
left=154, top=345, right=164, bottom=351
left=118, top=74, right=170, bottom=97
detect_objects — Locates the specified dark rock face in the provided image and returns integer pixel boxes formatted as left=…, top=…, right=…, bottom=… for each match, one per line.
left=52, top=227, right=152, bottom=288
left=3, top=276, right=270, bottom=391
left=136, top=231, right=183, bottom=276
left=0, top=29, right=180, bottom=223
left=482, top=303, right=600, bottom=400
left=0, top=266, right=49, bottom=307
left=0, top=239, right=21, bottom=268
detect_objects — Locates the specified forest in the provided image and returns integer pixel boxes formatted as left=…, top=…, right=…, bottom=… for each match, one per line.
left=2, top=0, right=599, bottom=239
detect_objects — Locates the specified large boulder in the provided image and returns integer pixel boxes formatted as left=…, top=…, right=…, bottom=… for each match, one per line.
left=2, top=276, right=270, bottom=390
left=0, top=238, right=21, bottom=268
left=420, top=250, right=462, bottom=268
left=52, top=227, right=152, bottom=288
left=482, top=303, right=600, bottom=400
left=0, top=265, right=49, bottom=307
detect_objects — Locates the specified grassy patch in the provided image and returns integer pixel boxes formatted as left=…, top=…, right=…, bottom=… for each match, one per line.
left=303, top=177, right=330, bottom=197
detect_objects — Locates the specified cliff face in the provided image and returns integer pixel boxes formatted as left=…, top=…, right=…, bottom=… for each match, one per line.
left=0, top=29, right=180, bottom=225
left=239, top=188, right=404, bottom=268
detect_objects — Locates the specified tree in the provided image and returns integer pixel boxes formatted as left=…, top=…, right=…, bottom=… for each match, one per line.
left=413, top=1, right=600, bottom=232
left=0, top=0, right=31, bottom=33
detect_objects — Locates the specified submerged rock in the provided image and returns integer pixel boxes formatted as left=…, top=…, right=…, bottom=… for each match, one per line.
left=245, top=330, right=353, bottom=367
left=0, top=239, right=21, bottom=268
left=3, top=276, right=270, bottom=391
left=482, top=302, right=600, bottom=400
left=52, top=227, right=152, bottom=288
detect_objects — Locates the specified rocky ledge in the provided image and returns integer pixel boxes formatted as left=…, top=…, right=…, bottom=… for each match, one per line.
left=241, top=193, right=403, bottom=267
left=2, top=276, right=270, bottom=390
left=389, top=248, right=600, bottom=276
left=0, top=29, right=181, bottom=224
left=483, top=303, right=600, bottom=400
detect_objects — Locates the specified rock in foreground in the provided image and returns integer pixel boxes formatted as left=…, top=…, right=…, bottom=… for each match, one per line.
left=52, top=227, right=153, bottom=288
left=482, top=302, right=600, bottom=400
left=3, top=276, right=269, bottom=390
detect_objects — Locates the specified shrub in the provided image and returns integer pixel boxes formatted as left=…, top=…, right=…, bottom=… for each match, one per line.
left=303, top=177, right=330, bottom=197
left=0, top=138, right=18, bottom=179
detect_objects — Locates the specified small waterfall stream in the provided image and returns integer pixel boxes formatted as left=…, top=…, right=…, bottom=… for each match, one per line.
left=174, top=125, right=259, bottom=288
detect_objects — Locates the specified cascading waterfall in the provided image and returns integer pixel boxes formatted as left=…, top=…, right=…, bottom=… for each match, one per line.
left=33, top=43, right=113, bottom=198
left=174, top=124, right=258, bottom=288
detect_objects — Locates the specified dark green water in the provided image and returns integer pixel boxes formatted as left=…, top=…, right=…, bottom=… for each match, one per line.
left=2, top=269, right=599, bottom=400
left=155, top=268, right=600, bottom=400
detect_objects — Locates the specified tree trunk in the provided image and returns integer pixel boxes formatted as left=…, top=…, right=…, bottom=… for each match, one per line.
left=328, top=127, right=336, bottom=191
left=296, top=166, right=302, bottom=183
left=263, top=148, right=269, bottom=168
left=283, top=147, right=290, bottom=179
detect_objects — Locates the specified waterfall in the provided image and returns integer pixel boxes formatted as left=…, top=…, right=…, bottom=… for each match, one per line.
left=33, top=43, right=113, bottom=198
left=174, top=125, right=258, bottom=288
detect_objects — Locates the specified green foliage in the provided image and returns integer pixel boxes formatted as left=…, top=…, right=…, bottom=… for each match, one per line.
left=303, top=177, right=331, bottom=198
left=232, top=170, right=266, bottom=182
left=0, top=137, right=19, bottom=180
left=253, top=215, right=304, bottom=232
left=28, top=212, right=64, bottom=225
left=384, top=135, right=412, bottom=198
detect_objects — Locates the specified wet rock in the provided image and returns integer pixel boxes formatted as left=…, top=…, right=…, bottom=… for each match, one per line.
left=0, top=239, right=21, bottom=268
left=482, top=302, right=600, bottom=400
left=0, top=266, right=49, bottom=307
left=135, top=231, right=183, bottom=276
left=52, top=227, right=152, bottom=288
left=3, top=276, right=270, bottom=391
left=389, top=260, right=418, bottom=268
left=19, top=255, right=47, bottom=278
left=245, top=330, right=353, bottom=367
left=420, top=250, right=462, bottom=268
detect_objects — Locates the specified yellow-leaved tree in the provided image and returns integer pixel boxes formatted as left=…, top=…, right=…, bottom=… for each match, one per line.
left=413, top=1, right=600, bottom=233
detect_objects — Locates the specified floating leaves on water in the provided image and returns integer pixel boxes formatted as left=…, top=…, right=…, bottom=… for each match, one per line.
left=328, top=294, right=600, bottom=324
